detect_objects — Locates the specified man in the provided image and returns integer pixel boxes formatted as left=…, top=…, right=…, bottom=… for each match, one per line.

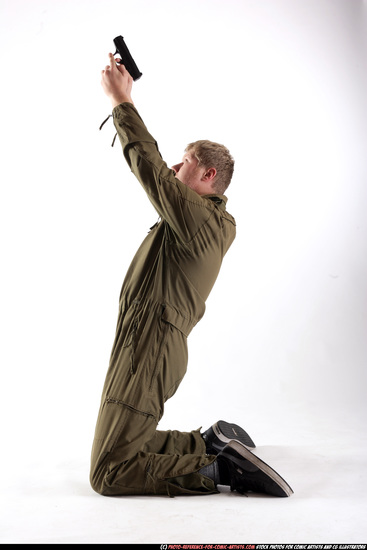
left=90, top=54, right=293, bottom=498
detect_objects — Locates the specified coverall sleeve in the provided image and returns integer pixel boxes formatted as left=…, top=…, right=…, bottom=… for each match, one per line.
left=112, top=103, right=215, bottom=243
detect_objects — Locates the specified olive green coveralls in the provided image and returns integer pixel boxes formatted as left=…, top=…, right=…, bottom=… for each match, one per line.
left=90, top=103, right=236, bottom=496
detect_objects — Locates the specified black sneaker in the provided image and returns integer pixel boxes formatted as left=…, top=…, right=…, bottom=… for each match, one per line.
left=202, top=420, right=256, bottom=455
left=217, top=440, right=294, bottom=497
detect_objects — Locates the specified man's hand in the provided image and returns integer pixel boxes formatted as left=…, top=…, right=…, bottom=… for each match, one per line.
left=101, top=53, right=134, bottom=108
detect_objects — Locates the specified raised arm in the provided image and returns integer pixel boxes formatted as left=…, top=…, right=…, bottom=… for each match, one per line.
left=100, top=55, right=217, bottom=243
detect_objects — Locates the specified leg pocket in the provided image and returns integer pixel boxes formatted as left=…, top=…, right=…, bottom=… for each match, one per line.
left=149, top=316, right=171, bottom=391
left=121, top=299, right=143, bottom=374
left=150, top=319, right=188, bottom=403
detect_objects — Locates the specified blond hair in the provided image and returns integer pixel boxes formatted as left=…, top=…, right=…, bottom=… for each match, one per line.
left=185, top=140, right=234, bottom=194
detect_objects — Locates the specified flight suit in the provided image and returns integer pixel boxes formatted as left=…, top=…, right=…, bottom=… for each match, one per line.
left=90, top=103, right=236, bottom=496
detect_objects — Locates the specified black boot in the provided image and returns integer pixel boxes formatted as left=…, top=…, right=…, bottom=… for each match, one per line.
left=216, top=440, right=294, bottom=497
left=202, top=420, right=256, bottom=455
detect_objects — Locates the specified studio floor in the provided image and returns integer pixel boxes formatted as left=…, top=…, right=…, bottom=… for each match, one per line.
left=0, top=403, right=365, bottom=544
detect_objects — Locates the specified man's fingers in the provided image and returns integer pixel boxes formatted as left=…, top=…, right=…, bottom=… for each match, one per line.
left=116, top=63, right=127, bottom=76
left=116, top=62, right=133, bottom=82
left=100, top=52, right=134, bottom=105
left=101, top=54, right=117, bottom=75
left=105, top=54, right=130, bottom=76
left=101, top=53, right=132, bottom=84
left=108, top=52, right=116, bottom=70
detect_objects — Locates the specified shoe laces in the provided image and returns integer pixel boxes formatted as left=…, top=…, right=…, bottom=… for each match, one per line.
left=230, top=467, right=271, bottom=496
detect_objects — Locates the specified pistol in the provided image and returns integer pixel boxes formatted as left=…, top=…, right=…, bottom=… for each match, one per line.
left=113, top=35, right=142, bottom=81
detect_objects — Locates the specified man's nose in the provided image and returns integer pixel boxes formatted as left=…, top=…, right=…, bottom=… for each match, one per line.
left=172, top=162, right=183, bottom=175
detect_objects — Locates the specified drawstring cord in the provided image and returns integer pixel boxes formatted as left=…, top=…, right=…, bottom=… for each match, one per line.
left=99, top=114, right=112, bottom=130
left=99, top=114, right=118, bottom=147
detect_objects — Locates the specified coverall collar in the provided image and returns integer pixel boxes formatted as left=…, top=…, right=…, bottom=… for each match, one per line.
left=205, top=194, right=228, bottom=211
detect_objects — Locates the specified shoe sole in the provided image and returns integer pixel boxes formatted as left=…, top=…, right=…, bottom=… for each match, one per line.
left=213, top=420, right=256, bottom=450
left=224, top=440, right=294, bottom=497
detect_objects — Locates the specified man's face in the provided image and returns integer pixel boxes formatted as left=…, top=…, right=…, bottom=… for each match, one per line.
left=172, top=151, right=208, bottom=195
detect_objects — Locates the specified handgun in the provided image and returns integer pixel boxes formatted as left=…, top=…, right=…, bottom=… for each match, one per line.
left=113, top=36, right=142, bottom=81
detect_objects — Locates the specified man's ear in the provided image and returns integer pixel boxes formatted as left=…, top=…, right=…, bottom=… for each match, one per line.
left=202, top=167, right=217, bottom=182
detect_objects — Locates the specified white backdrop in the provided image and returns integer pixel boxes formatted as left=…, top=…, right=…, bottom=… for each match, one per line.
left=0, top=0, right=366, bottom=543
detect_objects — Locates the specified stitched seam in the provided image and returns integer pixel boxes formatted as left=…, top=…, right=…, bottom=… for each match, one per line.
left=105, top=397, right=156, bottom=420
left=148, top=318, right=170, bottom=391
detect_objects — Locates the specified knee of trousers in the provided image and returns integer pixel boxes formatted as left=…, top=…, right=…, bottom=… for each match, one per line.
left=89, top=435, right=112, bottom=495
left=89, top=403, right=159, bottom=495
left=90, top=456, right=107, bottom=495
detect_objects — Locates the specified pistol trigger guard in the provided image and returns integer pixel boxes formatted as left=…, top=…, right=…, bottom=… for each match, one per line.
left=113, top=50, right=121, bottom=62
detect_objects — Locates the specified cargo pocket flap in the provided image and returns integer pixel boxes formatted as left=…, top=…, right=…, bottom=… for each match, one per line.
left=161, top=303, right=196, bottom=337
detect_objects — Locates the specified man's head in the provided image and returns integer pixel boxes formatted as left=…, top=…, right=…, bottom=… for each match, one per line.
left=172, top=140, right=234, bottom=196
